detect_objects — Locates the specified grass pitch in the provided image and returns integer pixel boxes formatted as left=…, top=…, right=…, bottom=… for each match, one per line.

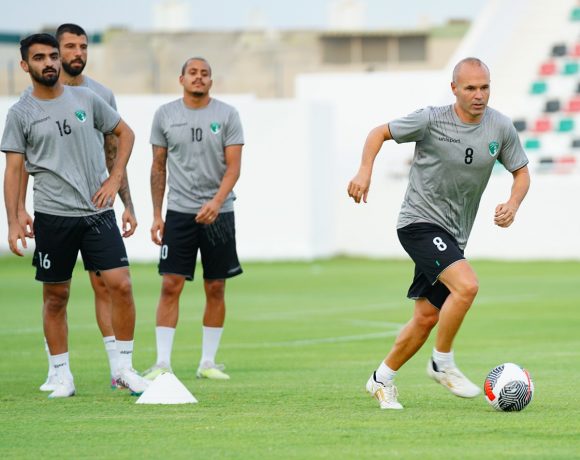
left=0, top=256, right=579, bottom=459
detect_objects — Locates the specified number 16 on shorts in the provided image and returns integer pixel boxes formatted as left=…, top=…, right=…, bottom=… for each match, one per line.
left=38, top=252, right=52, bottom=269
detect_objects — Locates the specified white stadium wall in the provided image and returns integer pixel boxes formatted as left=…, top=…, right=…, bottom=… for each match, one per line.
left=1, top=0, right=580, bottom=261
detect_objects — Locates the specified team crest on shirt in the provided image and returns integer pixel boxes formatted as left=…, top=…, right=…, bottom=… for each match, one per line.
left=75, top=110, right=87, bottom=123
left=210, top=122, right=221, bottom=134
left=488, top=141, right=499, bottom=157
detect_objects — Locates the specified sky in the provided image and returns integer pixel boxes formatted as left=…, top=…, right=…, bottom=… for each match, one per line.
left=0, top=0, right=485, bottom=33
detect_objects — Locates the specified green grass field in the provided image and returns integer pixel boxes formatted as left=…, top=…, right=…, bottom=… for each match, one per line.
left=0, top=256, right=579, bottom=459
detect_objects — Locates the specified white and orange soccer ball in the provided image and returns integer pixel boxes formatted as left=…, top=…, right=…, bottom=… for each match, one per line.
left=484, top=363, right=534, bottom=412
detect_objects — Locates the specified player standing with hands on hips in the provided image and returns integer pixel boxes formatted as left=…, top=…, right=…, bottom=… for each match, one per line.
left=16, top=23, right=139, bottom=392
left=143, top=57, right=244, bottom=381
left=348, top=57, right=530, bottom=410
left=2, top=34, right=149, bottom=398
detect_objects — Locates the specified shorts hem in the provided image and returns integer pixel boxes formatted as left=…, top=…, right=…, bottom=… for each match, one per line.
left=159, top=271, right=193, bottom=281
left=434, top=258, right=466, bottom=284
left=203, top=268, right=243, bottom=280
left=36, top=278, right=72, bottom=284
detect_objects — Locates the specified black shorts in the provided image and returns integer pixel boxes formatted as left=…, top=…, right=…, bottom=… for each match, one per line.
left=159, top=210, right=243, bottom=281
left=397, top=223, right=465, bottom=309
left=32, top=210, right=129, bottom=283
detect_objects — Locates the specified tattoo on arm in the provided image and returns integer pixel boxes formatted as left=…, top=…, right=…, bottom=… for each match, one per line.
left=105, top=133, right=134, bottom=211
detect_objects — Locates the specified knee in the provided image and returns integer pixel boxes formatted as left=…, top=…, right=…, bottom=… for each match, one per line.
left=457, top=278, right=479, bottom=301
left=110, top=276, right=133, bottom=298
left=44, top=286, right=70, bottom=314
left=205, top=280, right=225, bottom=301
left=161, top=276, right=184, bottom=299
left=415, top=310, right=439, bottom=331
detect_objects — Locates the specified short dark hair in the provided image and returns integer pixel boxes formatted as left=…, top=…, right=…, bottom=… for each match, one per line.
left=20, top=33, right=59, bottom=61
left=56, top=23, right=87, bottom=42
left=181, top=57, right=212, bottom=76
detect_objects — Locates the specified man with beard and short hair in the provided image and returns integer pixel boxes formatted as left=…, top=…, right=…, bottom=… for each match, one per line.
left=2, top=33, right=149, bottom=398
left=17, top=24, right=138, bottom=392
left=143, top=57, right=244, bottom=381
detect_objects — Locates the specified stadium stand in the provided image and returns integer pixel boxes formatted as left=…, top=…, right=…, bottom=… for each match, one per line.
left=514, top=3, right=580, bottom=174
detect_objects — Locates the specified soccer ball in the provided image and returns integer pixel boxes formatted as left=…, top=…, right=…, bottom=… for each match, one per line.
left=484, top=363, right=534, bottom=412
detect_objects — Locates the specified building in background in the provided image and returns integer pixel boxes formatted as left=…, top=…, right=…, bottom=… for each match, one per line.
left=0, top=21, right=468, bottom=97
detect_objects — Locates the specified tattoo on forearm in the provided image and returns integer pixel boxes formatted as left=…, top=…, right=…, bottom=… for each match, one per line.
left=104, top=133, right=133, bottom=210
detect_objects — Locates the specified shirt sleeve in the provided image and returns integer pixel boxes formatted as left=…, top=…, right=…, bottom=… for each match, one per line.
left=498, top=122, right=529, bottom=172
left=388, top=107, right=430, bottom=144
left=0, top=110, right=26, bottom=154
left=149, top=107, right=168, bottom=148
left=224, top=109, right=244, bottom=146
left=92, top=92, right=121, bottom=134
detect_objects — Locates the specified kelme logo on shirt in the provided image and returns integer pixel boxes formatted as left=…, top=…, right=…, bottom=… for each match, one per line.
left=210, top=122, right=221, bottom=134
left=488, top=141, right=499, bottom=157
left=75, top=110, right=87, bottom=123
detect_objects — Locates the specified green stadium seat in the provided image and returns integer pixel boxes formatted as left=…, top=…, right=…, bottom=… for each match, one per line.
left=558, top=118, right=574, bottom=132
left=530, top=81, right=547, bottom=94
left=571, top=7, right=580, bottom=21
left=524, top=138, right=541, bottom=149
left=562, top=61, right=579, bottom=75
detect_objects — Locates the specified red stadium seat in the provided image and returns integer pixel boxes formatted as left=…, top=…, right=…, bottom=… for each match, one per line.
left=539, top=61, right=557, bottom=76
left=533, top=117, right=552, bottom=132
left=570, top=43, right=580, bottom=57
left=566, top=96, right=580, bottom=112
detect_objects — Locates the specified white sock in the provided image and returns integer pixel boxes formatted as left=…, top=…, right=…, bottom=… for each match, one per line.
left=44, top=337, right=56, bottom=377
left=432, top=348, right=455, bottom=370
left=155, top=326, right=175, bottom=367
left=51, top=352, right=73, bottom=381
left=103, top=336, right=118, bottom=377
left=375, top=361, right=397, bottom=383
left=116, top=340, right=134, bottom=370
left=200, top=326, right=223, bottom=366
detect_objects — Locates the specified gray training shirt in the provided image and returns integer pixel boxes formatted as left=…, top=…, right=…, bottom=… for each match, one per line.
left=389, top=105, right=528, bottom=249
left=150, top=98, right=244, bottom=214
left=1, top=85, right=121, bottom=216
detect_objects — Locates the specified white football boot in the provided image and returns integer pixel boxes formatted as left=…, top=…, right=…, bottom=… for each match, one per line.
left=366, top=372, right=403, bottom=410
left=116, top=368, right=150, bottom=395
left=39, top=373, right=58, bottom=392
left=47, top=378, right=76, bottom=399
left=427, top=358, right=481, bottom=398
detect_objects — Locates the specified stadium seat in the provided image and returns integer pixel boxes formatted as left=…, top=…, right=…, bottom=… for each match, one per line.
left=562, top=61, right=579, bottom=75
left=571, top=138, right=580, bottom=148
left=530, top=81, right=547, bottom=94
left=544, top=99, right=561, bottom=113
left=571, top=7, right=580, bottom=21
left=570, top=43, right=580, bottom=57
left=524, top=138, right=541, bottom=149
left=576, top=82, right=580, bottom=94
left=513, top=119, right=527, bottom=132
left=566, top=96, right=580, bottom=112
left=551, top=43, right=567, bottom=56
left=557, top=118, right=575, bottom=132
left=533, top=118, right=552, bottom=132
left=539, top=61, right=557, bottom=76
